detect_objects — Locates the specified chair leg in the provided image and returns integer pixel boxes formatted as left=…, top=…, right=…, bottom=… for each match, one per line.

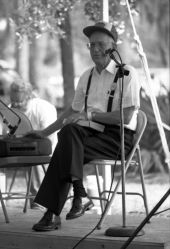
left=0, top=189, right=9, bottom=223
left=97, top=162, right=131, bottom=229
left=41, top=164, right=47, bottom=174
left=8, top=169, right=18, bottom=193
left=95, top=165, right=104, bottom=213
left=23, top=167, right=33, bottom=213
left=136, top=146, right=149, bottom=216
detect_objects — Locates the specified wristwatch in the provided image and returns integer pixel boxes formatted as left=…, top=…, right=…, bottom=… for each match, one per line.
left=87, top=111, right=92, bottom=121
left=87, top=111, right=97, bottom=121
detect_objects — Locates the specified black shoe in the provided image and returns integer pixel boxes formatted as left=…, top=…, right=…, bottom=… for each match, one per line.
left=32, top=211, right=61, bottom=231
left=66, top=197, right=94, bottom=220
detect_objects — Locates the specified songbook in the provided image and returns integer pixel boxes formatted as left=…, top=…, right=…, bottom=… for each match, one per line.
left=77, top=120, right=105, bottom=132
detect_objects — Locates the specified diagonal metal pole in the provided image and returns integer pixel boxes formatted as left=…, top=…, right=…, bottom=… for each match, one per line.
left=125, top=0, right=170, bottom=171
left=120, top=188, right=170, bottom=249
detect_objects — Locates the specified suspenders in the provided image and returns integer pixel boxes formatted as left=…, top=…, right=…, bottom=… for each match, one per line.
left=107, top=73, right=118, bottom=112
left=84, top=68, right=93, bottom=113
left=85, top=68, right=120, bottom=113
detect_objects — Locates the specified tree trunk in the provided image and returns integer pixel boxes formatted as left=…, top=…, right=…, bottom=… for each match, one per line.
left=15, top=35, right=29, bottom=81
left=15, top=0, right=29, bottom=81
left=59, top=12, right=75, bottom=109
left=29, top=36, right=47, bottom=88
left=0, top=0, right=11, bottom=60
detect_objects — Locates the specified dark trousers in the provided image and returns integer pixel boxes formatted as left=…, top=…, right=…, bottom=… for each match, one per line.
left=34, top=123, right=134, bottom=215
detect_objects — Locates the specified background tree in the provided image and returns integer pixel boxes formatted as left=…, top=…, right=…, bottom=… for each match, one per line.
left=59, top=12, right=74, bottom=108
left=0, top=0, right=13, bottom=63
left=4, top=0, right=76, bottom=109
left=135, top=0, right=169, bottom=67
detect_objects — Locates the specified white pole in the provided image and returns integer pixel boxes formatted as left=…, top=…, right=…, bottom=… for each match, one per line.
left=101, top=0, right=112, bottom=214
left=125, top=0, right=170, bottom=170
left=101, top=0, right=109, bottom=22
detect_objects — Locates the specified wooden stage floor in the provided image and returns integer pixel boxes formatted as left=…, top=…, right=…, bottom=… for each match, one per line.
left=0, top=204, right=170, bottom=249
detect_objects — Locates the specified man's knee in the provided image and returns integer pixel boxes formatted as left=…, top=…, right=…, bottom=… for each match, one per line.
left=59, top=123, right=80, bottom=137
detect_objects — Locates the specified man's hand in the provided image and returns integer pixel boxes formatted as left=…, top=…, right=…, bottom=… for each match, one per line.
left=24, top=130, right=44, bottom=139
left=63, top=112, right=87, bottom=125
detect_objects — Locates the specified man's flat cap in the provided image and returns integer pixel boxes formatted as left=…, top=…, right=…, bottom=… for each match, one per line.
left=83, top=21, right=118, bottom=43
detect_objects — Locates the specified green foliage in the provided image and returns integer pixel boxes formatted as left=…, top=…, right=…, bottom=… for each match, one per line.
left=10, top=0, right=139, bottom=44
left=84, top=0, right=138, bottom=43
left=84, top=0, right=137, bottom=22
left=11, top=0, right=77, bottom=41
left=7, top=0, right=169, bottom=66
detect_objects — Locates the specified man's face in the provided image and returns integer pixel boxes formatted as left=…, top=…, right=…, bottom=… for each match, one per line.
left=88, top=32, right=115, bottom=69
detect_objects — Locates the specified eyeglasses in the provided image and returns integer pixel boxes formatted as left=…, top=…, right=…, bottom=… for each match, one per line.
left=87, top=42, right=113, bottom=50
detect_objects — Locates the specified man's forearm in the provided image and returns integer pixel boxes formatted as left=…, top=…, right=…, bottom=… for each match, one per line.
left=91, top=106, right=136, bottom=125
left=91, top=111, right=120, bottom=125
left=42, top=119, right=63, bottom=136
left=42, top=107, right=74, bottom=136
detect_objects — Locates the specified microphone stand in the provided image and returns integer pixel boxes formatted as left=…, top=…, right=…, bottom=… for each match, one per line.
left=120, top=188, right=170, bottom=248
left=0, top=98, right=21, bottom=136
left=105, top=50, right=143, bottom=237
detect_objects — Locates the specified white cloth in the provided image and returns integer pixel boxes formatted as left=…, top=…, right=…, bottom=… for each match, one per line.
left=24, top=97, right=57, bottom=151
left=72, top=60, right=141, bottom=130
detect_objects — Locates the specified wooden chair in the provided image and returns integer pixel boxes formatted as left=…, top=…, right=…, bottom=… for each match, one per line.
left=88, top=110, right=149, bottom=229
left=0, top=108, right=51, bottom=223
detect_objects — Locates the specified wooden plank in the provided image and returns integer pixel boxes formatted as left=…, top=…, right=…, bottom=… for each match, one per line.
left=0, top=231, right=165, bottom=249
left=0, top=207, right=169, bottom=249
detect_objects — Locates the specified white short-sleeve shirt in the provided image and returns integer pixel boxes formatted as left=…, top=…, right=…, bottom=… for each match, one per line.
left=72, top=60, right=141, bottom=130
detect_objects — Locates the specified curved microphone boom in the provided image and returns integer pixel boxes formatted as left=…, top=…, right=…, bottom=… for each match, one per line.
left=105, top=48, right=122, bottom=66
left=105, top=48, right=129, bottom=77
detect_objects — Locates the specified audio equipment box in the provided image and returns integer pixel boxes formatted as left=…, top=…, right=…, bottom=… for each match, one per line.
left=0, top=135, right=52, bottom=157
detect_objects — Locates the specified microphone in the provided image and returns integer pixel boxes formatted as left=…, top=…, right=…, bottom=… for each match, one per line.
left=105, top=48, right=121, bottom=66
left=105, top=48, right=116, bottom=55
left=105, top=48, right=129, bottom=77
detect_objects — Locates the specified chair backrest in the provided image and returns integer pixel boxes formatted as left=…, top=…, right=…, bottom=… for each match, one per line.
left=134, top=110, right=147, bottom=145
left=126, top=110, right=147, bottom=164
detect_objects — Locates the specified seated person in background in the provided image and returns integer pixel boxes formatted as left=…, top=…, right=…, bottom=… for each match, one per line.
left=9, top=78, right=58, bottom=209
left=25, top=21, right=141, bottom=231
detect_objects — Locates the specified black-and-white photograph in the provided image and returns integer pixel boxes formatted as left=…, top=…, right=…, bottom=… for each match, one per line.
left=0, top=1, right=169, bottom=249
